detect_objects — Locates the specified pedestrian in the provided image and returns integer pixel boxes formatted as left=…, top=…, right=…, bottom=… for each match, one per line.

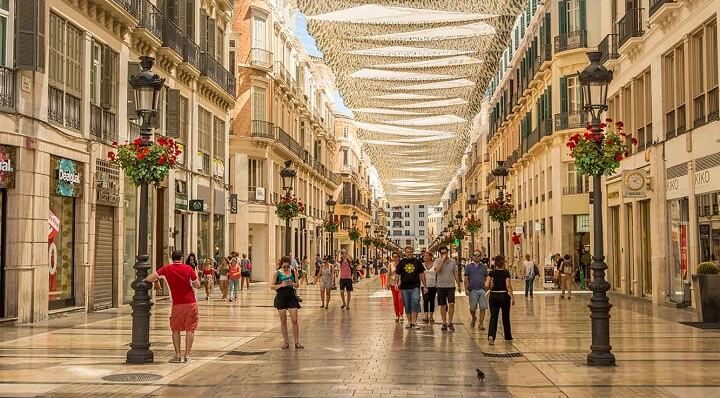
left=421, top=251, right=437, bottom=324
left=228, top=258, right=241, bottom=301
left=397, top=246, right=426, bottom=329
left=201, top=259, right=214, bottom=300
left=553, top=253, right=563, bottom=288
left=319, top=257, right=334, bottom=309
left=523, top=254, right=537, bottom=297
left=560, top=254, right=575, bottom=299
left=299, top=255, right=309, bottom=285
left=313, top=254, right=322, bottom=285
left=434, top=246, right=460, bottom=331
left=487, top=255, right=514, bottom=345
left=379, top=261, right=389, bottom=289
left=388, top=252, right=404, bottom=322
left=218, top=256, right=230, bottom=301
left=240, top=253, right=252, bottom=290
left=465, top=251, right=490, bottom=330
left=338, top=249, right=353, bottom=310
left=272, top=256, right=303, bottom=349
left=186, top=253, right=199, bottom=277
left=145, top=250, right=200, bottom=363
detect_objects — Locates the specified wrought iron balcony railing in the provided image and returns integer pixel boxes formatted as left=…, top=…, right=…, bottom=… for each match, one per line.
left=554, top=110, right=588, bottom=131
left=162, top=17, right=184, bottom=56
left=250, top=120, right=274, bottom=139
left=250, top=48, right=272, bottom=68
left=554, top=30, right=587, bottom=53
left=618, top=8, right=644, bottom=48
left=0, top=66, right=15, bottom=111
left=598, top=34, right=620, bottom=64
left=650, top=0, right=675, bottom=17
left=137, top=0, right=162, bottom=41
left=199, top=52, right=236, bottom=96
left=183, top=36, right=200, bottom=69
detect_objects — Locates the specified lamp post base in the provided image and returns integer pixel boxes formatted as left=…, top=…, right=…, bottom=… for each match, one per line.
left=587, top=351, right=616, bottom=366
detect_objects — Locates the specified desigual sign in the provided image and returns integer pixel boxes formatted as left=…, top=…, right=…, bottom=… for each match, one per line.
left=0, top=145, right=16, bottom=189
left=57, top=169, right=81, bottom=184
left=52, top=157, right=82, bottom=198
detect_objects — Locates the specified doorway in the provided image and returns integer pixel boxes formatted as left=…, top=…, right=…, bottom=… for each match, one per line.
left=93, top=205, right=116, bottom=310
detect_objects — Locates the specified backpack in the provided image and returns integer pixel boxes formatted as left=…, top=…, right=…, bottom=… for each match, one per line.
left=562, top=260, right=574, bottom=275
left=533, top=263, right=540, bottom=277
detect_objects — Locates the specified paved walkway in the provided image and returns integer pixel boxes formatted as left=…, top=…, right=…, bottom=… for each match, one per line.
left=0, top=277, right=719, bottom=397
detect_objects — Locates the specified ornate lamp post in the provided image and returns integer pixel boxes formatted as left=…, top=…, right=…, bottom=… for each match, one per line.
left=350, top=211, right=359, bottom=260
left=455, top=211, right=464, bottom=286
left=467, top=194, right=479, bottom=254
left=280, top=160, right=297, bottom=257
left=326, top=195, right=336, bottom=258
left=365, top=222, right=372, bottom=278
left=492, top=161, right=509, bottom=257
left=579, top=51, right=615, bottom=367
left=126, top=56, right=165, bottom=364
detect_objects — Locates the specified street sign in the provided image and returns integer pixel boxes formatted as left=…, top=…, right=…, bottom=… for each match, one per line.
left=189, top=199, right=204, bottom=212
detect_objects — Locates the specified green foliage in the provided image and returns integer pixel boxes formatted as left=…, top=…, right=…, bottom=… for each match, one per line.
left=697, top=262, right=719, bottom=275
left=348, top=229, right=361, bottom=241
left=109, top=136, right=180, bottom=186
left=567, top=119, right=634, bottom=176
left=276, top=196, right=305, bottom=221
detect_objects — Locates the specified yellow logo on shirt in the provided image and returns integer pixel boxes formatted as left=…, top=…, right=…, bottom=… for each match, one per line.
left=404, top=263, right=415, bottom=274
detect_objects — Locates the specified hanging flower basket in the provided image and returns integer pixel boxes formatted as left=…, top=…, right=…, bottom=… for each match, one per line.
left=453, top=227, right=465, bottom=241
left=488, top=194, right=514, bottom=223
left=567, top=119, right=634, bottom=176
left=465, top=217, right=482, bottom=234
left=108, top=136, right=181, bottom=186
left=362, top=237, right=372, bottom=246
left=348, top=229, right=361, bottom=241
left=324, top=220, right=339, bottom=233
left=276, top=196, right=305, bottom=221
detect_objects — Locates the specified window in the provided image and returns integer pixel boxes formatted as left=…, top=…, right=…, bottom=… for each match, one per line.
left=419, top=205, right=424, bottom=209
left=419, top=221, right=425, bottom=227
left=251, top=86, right=267, bottom=121
left=179, top=96, right=188, bottom=143
left=0, top=0, right=7, bottom=66
left=566, top=163, right=589, bottom=194
left=252, top=16, right=267, bottom=50
left=419, top=230, right=425, bottom=236
left=567, top=75, right=581, bottom=111
left=404, top=212, right=410, bottom=217
left=633, top=70, right=652, bottom=151
left=404, top=205, right=410, bottom=208
left=393, top=221, right=402, bottom=228
left=213, top=117, right=226, bottom=176
left=89, top=41, right=118, bottom=141
left=343, top=149, right=349, bottom=165
left=663, top=44, right=686, bottom=138
left=404, top=230, right=410, bottom=236
left=404, top=221, right=410, bottom=226
left=343, top=125, right=349, bottom=138
left=690, top=19, right=719, bottom=127
left=198, top=107, right=212, bottom=173
left=248, top=158, right=263, bottom=197
left=566, top=0, right=581, bottom=32
left=419, top=239, right=425, bottom=245
left=229, top=39, right=235, bottom=76
left=48, top=13, right=83, bottom=130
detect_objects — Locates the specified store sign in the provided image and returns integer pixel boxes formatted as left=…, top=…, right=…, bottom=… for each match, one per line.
left=189, top=199, right=204, bottom=212
left=694, top=165, right=720, bottom=195
left=229, top=194, right=238, bottom=214
left=255, top=187, right=266, bottom=201
left=52, top=157, right=82, bottom=197
left=576, top=215, right=590, bottom=233
left=665, top=175, right=688, bottom=200
left=175, top=193, right=188, bottom=210
left=0, top=145, right=17, bottom=189
left=95, top=162, right=120, bottom=206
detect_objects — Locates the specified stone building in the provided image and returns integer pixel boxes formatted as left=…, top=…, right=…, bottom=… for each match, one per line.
left=0, top=0, right=235, bottom=322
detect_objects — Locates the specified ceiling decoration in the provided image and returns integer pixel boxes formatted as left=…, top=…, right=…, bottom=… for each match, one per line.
left=295, top=0, right=527, bottom=204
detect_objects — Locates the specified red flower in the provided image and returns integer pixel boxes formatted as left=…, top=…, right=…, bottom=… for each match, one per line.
left=133, top=137, right=142, bottom=146
left=157, top=136, right=166, bottom=145
left=615, top=153, right=624, bottom=161
left=111, top=141, right=118, bottom=147
left=615, top=121, right=624, bottom=128
left=586, top=124, right=592, bottom=130
left=606, top=139, right=613, bottom=146
left=631, top=137, right=638, bottom=145
left=584, top=132, right=592, bottom=140
left=599, top=123, right=607, bottom=129
left=108, top=152, right=116, bottom=161
left=137, top=152, right=145, bottom=160
left=159, top=155, right=167, bottom=165
left=605, top=118, right=613, bottom=123
left=620, top=132, right=627, bottom=137
left=593, top=135, right=603, bottom=143
left=168, top=138, right=175, bottom=146
left=571, top=133, right=581, bottom=142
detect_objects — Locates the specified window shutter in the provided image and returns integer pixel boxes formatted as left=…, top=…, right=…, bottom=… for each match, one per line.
left=545, top=12, right=551, bottom=46
left=579, top=0, right=586, bottom=31
left=177, top=0, right=186, bottom=35
left=560, top=77, right=568, bottom=113
left=208, top=18, right=216, bottom=58
left=559, top=1, right=567, bottom=35
left=101, top=46, right=112, bottom=109
left=547, top=85, right=553, bottom=119
left=199, top=12, right=207, bottom=52
left=16, top=0, right=45, bottom=71
left=186, top=0, right=194, bottom=39
left=127, top=62, right=140, bottom=120
left=166, top=88, right=180, bottom=137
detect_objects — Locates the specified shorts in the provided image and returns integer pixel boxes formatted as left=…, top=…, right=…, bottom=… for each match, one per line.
left=170, top=303, right=199, bottom=332
left=241, top=271, right=251, bottom=277
left=400, top=288, right=421, bottom=314
left=436, top=287, right=456, bottom=305
left=219, top=275, right=228, bottom=281
left=469, top=289, right=489, bottom=311
left=339, top=278, right=354, bottom=292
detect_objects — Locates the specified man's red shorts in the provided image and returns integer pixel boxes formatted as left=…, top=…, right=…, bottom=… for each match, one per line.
left=170, top=303, right=199, bottom=332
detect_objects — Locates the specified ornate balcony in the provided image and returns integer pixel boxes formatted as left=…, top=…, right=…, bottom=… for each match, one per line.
left=250, top=120, right=274, bottom=139
left=182, top=36, right=201, bottom=71
left=554, top=30, right=587, bottom=53
left=618, top=8, right=644, bottom=48
left=554, top=110, right=587, bottom=131
left=598, top=34, right=619, bottom=65
left=161, top=17, right=184, bottom=60
left=199, top=52, right=236, bottom=97
left=650, top=0, right=675, bottom=17
left=250, top=48, right=272, bottom=68
left=0, top=66, right=15, bottom=111
left=135, top=0, right=162, bottom=43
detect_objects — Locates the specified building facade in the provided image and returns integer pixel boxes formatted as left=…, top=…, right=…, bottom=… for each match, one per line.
left=386, top=204, right=429, bottom=250
left=596, top=0, right=720, bottom=307
left=230, top=0, right=340, bottom=281
left=0, top=0, right=235, bottom=322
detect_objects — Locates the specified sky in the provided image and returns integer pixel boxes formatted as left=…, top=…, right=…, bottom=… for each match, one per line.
left=294, top=12, right=352, bottom=116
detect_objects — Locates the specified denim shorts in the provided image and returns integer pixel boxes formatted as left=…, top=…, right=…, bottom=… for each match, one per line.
left=469, top=289, right=489, bottom=311
left=401, top=287, right=421, bottom=314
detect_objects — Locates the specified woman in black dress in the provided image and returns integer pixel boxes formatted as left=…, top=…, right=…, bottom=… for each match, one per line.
left=272, top=256, right=303, bottom=349
left=487, top=255, right=514, bottom=345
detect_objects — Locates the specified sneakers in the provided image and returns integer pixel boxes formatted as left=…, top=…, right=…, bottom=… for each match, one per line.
left=341, top=304, right=346, bottom=309
left=488, top=336, right=495, bottom=345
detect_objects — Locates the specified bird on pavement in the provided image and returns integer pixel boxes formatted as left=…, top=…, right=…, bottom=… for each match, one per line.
left=476, top=368, right=485, bottom=382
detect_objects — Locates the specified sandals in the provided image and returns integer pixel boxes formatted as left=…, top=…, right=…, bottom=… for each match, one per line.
left=281, top=343, right=290, bottom=349
left=441, top=324, right=448, bottom=331
left=448, top=323, right=455, bottom=331
left=294, top=343, right=304, bottom=349
left=168, top=356, right=182, bottom=363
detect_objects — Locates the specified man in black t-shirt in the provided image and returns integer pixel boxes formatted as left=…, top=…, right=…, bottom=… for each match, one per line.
left=396, top=246, right=426, bottom=329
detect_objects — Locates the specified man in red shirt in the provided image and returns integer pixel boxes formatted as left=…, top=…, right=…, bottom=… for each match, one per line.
left=146, top=250, right=200, bottom=363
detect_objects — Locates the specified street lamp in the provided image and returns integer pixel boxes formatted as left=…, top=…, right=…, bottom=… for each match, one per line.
left=579, top=51, right=615, bottom=367
left=280, top=160, right=296, bottom=257
left=350, top=211, right=358, bottom=260
left=326, top=195, right=336, bottom=259
left=455, top=211, right=464, bottom=287
left=365, top=222, right=372, bottom=278
left=492, top=160, right=509, bottom=257
left=127, top=56, right=165, bottom=364
left=467, top=194, right=479, bottom=254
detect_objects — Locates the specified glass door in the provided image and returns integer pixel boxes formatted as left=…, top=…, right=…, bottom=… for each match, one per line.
left=0, top=190, right=5, bottom=316
left=669, top=199, right=690, bottom=305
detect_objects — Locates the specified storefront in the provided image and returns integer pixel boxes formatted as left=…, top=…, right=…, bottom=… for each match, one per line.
left=666, top=163, right=690, bottom=305
left=49, top=156, right=82, bottom=310
left=213, top=189, right=225, bottom=257
left=0, top=145, right=16, bottom=317
left=174, top=180, right=189, bottom=255
left=93, top=160, right=120, bottom=310
left=196, top=185, right=211, bottom=263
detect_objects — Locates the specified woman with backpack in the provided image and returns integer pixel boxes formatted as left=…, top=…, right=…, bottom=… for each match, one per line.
left=240, top=254, right=252, bottom=291
left=522, top=254, right=538, bottom=297
left=272, top=256, right=303, bottom=349
left=560, top=254, right=575, bottom=299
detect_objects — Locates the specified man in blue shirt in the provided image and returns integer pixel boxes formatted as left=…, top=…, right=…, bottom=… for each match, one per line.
left=464, top=251, right=490, bottom=329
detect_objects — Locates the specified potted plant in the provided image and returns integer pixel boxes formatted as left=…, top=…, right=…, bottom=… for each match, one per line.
left=465, top=217, right=481, bottom=234
left=324, top=220, right=339, bottom=233
left=108, top=136, right=181, bottom=186
left=692, top=262, right=720, bottom=322
left=566, top=119, right=634, bottom=176
left=348, top=229, right=361, bottom=241
left=488, top=193, right=514, bottom=223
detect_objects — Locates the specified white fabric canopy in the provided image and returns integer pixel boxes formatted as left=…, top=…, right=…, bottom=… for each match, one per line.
left=295, top=0, right=526, bottom=203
